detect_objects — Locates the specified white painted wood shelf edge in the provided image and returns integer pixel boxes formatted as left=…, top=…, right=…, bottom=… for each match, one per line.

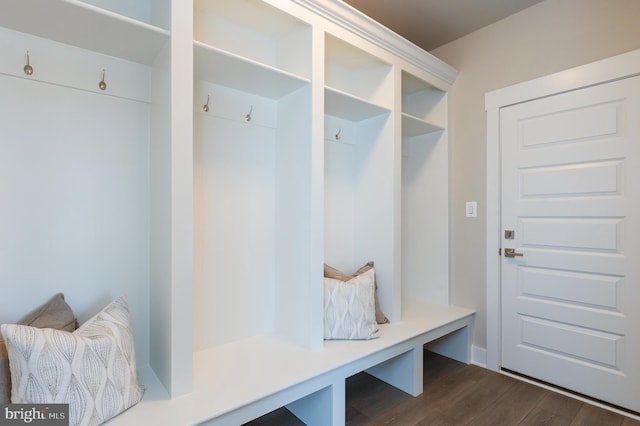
left=402, top=112, right=445, bottom=137
left=194, top=40, right=311, bottom=100
left=109, top=303, right=475, bottom=425
left=325, top=86, right=391, bottom=121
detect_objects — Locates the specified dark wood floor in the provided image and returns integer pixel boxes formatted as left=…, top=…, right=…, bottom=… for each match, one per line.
left=245, top=351, right=640, bottom=426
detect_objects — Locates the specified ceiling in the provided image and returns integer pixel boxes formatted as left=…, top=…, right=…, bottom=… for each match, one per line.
left=342, top=0, right=544, bottom=51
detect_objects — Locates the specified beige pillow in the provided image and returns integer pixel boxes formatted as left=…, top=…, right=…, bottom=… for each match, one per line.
left=324, top=262, right=390, bottom=324
left=1, top=295, right=143, bottom=426
left=0, top=293, right=77, bottom=404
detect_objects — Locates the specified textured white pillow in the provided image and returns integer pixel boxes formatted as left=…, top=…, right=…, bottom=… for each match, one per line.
left=324, top=268, right=380, bottom=340
left=0, top=296, right=144, bottom=426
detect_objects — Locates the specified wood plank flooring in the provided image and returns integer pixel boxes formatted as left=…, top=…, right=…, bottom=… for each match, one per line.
left=244, top=351, right=640, bottom=426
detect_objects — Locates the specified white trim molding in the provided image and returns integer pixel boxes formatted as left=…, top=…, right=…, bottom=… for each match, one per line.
left=291, top=0, right=458, bottom=88
left=484, top=48, right=640, bottom=372
left=470, top=345, right=487, bottom=368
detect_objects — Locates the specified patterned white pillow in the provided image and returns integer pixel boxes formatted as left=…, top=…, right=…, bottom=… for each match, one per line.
left=324, top=268, right=380, bottom=340
left=0, top=296, right=144, bottom=426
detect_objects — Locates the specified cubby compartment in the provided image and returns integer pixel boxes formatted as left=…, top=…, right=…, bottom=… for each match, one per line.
left=192, top=0, right=318, bottom=355
left=325, top=34, right=393, bottom=109
left=323, top=34, right=397, bottom=322
left=194, top=0, right=312, bottom=81
left=0, top=0, right=185, bottom=398
left=0, top=27, right=155, bottom=369
left=401, top=71, right=447, bottom=136
left=324, top=111, right=396, bottom=322
left=401, top=72, right=449, bottom=307
left=193, top=81, right=316, bottom=351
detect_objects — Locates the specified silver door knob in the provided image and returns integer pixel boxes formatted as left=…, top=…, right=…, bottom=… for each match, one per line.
left=504, top=248, right=524, bottom=258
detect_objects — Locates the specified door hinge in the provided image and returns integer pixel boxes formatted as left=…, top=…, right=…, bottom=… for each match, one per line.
left=498, top=248, right=502, bottom=256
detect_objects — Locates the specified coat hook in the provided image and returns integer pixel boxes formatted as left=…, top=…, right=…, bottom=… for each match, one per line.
left=203, top=95, right=210, bottom=112
left=23, top=51, right=33, bottom=75
left=98, top=69, right=107, bottom=91
left=245, top=105, right=253, bottom=122
left=335, top=128, right=341, bottom=140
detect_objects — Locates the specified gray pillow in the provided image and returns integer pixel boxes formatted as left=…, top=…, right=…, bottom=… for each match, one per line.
left=0, top=293, right=77, bottom=403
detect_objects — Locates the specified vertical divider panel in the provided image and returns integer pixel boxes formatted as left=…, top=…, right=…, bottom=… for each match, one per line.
left=308, top=26, right=327, bottom=351
left=169, top=0, right=194, bottom=397
left=149, top=0, right=193, bottom=398
left=150, top=39, right=173, bottom=396
left=391, top=66, right=403, bottom=322
left=352, top=113, right=395, bottom=320
left=271, top=11, right=319, bottom=352
left=275, top=83, right=321, bottom=350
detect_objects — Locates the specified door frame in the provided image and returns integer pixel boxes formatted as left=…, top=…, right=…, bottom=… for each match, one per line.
left=484, top=48, right=640, bottom=371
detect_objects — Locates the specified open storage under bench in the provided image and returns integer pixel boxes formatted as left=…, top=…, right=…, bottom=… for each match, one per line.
left=110, top=304, right=474, bottom=426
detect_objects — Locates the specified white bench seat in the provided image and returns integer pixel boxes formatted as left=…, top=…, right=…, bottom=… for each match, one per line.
left=110, top=303, right=475, bottom=426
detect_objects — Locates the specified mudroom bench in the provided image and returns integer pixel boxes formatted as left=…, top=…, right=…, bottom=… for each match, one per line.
left=110, top=304, right=474, bottom=426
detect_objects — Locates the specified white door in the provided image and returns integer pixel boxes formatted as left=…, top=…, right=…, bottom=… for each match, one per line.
left=500, top=75, right=640, bottom=412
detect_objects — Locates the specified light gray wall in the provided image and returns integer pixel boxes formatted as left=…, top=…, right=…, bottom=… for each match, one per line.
left=431, top=0, right=640, bottom=354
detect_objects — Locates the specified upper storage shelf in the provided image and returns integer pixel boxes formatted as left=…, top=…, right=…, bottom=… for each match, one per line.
left=325, top=34, right=393, bottom=110
left=325, top=86, right=390, bottom=122
left=194, top=0, right=312, bottom=85
left=401, top=71, right=446, bottom=135
left=194, top=41, right=309, bottom=100
left=402, top=113, right=443, bottom=136
left=0, top=0, right=170, bottom=65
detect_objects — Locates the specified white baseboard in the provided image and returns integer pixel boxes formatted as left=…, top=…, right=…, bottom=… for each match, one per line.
left=470, top=345, right=487, bottom=368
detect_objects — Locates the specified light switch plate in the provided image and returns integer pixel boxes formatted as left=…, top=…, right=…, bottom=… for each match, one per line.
left=465, top=201, right=477, bottom=218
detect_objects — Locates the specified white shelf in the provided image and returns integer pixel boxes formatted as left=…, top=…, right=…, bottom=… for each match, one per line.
left=325, top=34, right=393, bottom=109
left=325, top=86, right=391, bottom=121
left=0, top=0, right=169, bottom=65
left=402, top=70, right=447, bottom=130
left=194, top=0, right=312, bottom=82
left=194, top=41, right=310, bottom=100
left=402, top=112, right=444, bottom=137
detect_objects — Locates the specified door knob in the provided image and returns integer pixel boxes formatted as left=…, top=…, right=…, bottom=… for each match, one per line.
left=504, top=248, right=523, bottom=258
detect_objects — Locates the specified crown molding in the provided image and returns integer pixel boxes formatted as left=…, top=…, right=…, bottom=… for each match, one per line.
left=291, top=0, right=458, bottom=88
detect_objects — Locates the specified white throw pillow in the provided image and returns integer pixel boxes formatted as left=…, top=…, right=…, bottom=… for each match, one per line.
left=324, top=268, right=380, bottom=340
left=0, top=296, right=144, bottom=426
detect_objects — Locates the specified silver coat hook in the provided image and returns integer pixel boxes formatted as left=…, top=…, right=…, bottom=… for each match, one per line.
left=203, top=95, right=210, bottom=112
left=335, top=128, right=341, bottom=140
left=245, top=105, right=253, bottom=122
left=99, top=69, right=107, bottom=91
left=23, top=51, right=33, bottom=75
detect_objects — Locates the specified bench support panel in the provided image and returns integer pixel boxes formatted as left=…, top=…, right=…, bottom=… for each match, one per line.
left=425, top=325, right=471, bottom=364
left=286, top=382, right=344, bottom=426
left=365, top=345, right=423, bottom=397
